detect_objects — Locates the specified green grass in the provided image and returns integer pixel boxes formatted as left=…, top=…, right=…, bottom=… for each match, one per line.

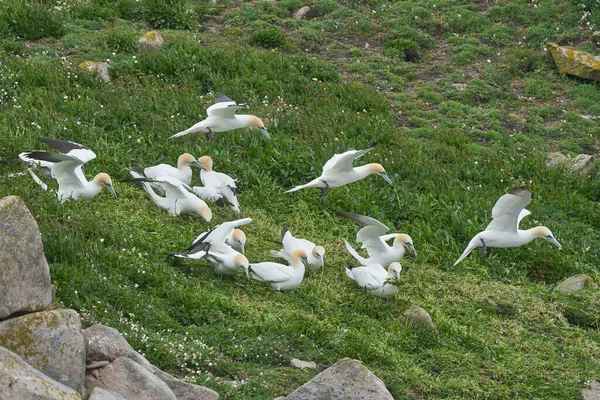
left=1, top=0, right=600, bottom=398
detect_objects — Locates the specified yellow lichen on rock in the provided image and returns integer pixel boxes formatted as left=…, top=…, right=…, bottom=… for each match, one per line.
left=138, top=30, right=165, bottom=53
left=548, top=42, right=600, bottom=81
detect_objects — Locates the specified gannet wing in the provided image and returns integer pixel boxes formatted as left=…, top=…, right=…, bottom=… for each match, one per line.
left=37, top=138, right=96, bottom=163
left=337, top=212, right=390, bottom=244
left=206, top=95, right=249, bottom=118
left=322, top=147, right=374, bottom=173
left=249, top=263, right=292, bottom=282
left=23, top=151, right=86, bottom=190
left=517, top=208, right=531, bottom=228
left=485, top=187, right=532, bottom=233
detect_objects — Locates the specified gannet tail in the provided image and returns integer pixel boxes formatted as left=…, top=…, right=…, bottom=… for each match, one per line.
left=170, top=124, right=202, bottom=139
left=285, top=178, right=322, bottom=193
left=269, top=249, right=286, bottom=260
left=27, top=168, right=48, bottom=191
left=344, top=239, right=366, bottom=264
left=453, top=235, right=481, bottom=266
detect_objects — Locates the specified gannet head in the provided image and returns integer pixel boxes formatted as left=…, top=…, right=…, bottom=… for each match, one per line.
left=93, top=173, right=118, bottom=198
left=312, top=245, right=326, bottom=268
left=232, top=229, right=247, bottom=254
left=198, top=156, right=213, bottom=172
left=249, top=116, right=270, bottom=140
left=179, top=153, right=204, bottom=170
left=367, top=163, right=393, bottom=185
left=234, top=253, right=250, bottom=279
left=290, top=249, right=309, bottom=266
left=533, top=226, right=562, bottom=250
left=388, top=262, right=402, bottom=278
left=394, top=234, right=416, bottom=256
left=199, top=204, right=212, bottom=222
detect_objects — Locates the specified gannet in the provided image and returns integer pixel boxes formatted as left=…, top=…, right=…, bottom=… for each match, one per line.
left=172, top=247, right=249, bottom=277
left=191, top=218, right=252, bottom=255
left=19, top=138, right=117, bottom=202
left=133, top=153, right=203, bottom=185
left=285, top=146, right=393, bottom=196
left=249, top=249, right=308, bottom=291
left=192, top=156, right=240, bottom=212
left=337, top=212, right=415, bottom=268
left=130, top=171, right=212, bottom=221
left=345, top=262, right=402, bottom=298
left=170, top=94, right=269, bottom=140
left=269, top=225, right=325, bottom=270
left=453, top=187, right=562, bottom=266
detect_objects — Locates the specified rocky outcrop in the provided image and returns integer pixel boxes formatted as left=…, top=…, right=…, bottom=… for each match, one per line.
left=79, top=61, right=110, bottom=82
left=151, top=365, right=219, bottom=400
left=546, top=152, right=595, bottom=176
left=294, top=6, right=311, bottom=19
left=138, top=30, right=165, bottom=53
left=291, top=358, right=317, bottom=369
left=548, top=42, right=600, bottom=81
left=0, top=196, right=53, bottom=320
left=404, top=305, right=437, bottom=331
left=556, top=274, right=597, bottom=293
left=583, top=380, right=600, bottom=400
left=88, top=387, right=126, bottom=400
left=0, top=346, right=82, bottom=399
left=285, top=358, right=393, bottom=400
left=84, top=324, right=139, bottom=363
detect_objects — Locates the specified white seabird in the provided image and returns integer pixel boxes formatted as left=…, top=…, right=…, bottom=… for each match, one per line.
left=453, top=186, right=562, bottom=266
left=170, top=94, right=269, bottom=140
left=191, top=218, right=252, bottom=255
left=269, top=225, right=325, bottom=270
left=285, top=146, right=393, bottom=196
left=192, top=156, right=240, bottom=212
left=172, top=247, right=250, bottom=277
left=130, top=171, right=212, bottom=221
left=133, top=153, right=204, bottom=185
left=19, top=138, right=117, bottom=202
left=345, top=262, right=402, bottom=298
left=337, top=212, right=415, bottom=268
left=249, top=249, right=308, bottom=291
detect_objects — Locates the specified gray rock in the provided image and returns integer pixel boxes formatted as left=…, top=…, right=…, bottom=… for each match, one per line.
left=151, top=365, right=219, bottom=400
left=0, top=196, right=53, bottom=320
left=291, top=358, right=317, bottom=369
left=583, top=380, right=600, bottom=400
left=451, top=83, right=467, bottom=91
left=572, top=154, right=595, bottom=175
left=0, top=308, right=86, bottom=394
left=285, top=358, right=393, bottom=400
left=294, top=6, right=311, bottom=19
left=86, top=356, right=177, bottom=400
left=79, top=61, right=110, bottom=82
left=88, top=387, right=126, bottom=400
left=404, top=305, right=437, bottom=331
left=84, top=324, right=137, bottom=362
left=87, top=361, right=110, bottom=370
left=0, top=346, right=82, bottom=399
left=546, top=152, right=569, bottom=168
left=556, top=274, right=597, bottom=293
left=138, top=30, right=165, bottom=53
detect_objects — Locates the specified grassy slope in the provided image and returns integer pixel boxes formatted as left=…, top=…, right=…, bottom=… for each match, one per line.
left=1, top=0, right=600, bottom=398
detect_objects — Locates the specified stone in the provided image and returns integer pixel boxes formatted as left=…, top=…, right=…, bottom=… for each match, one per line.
left=583, top=380, right=600, bottom=400
left=79, top=61, right=110, bottom=82
left=556, top=274, right=597, bottom=293
left=285, top=358, right=393, bottom=399
left=546, top=152, right=569, bottom=168
left=404, top=305, right=437, bottom=331
left=294, top=6, right=311, bottom=19
left=291, top=358, right=317, bottom=369
left=0, top=308, right=86, bottom=394
left=0, top=196, right=53, bottom=320
left=451, top=83, right=467, bottom=91
left=86, top=357, right=177, bottom=400
left=572, top=154, right=595, bottom=175
left=84, top=324, right=136, bottom=363
left=88, top=387, right=126, bottom=400
left=86, top=361, right=110, bottom=370
left=548, top=42, right=600, bottom=81
left=151, top=365, right=219, bottom=400
left=138, top=30, right=165, bottom=53
left=0, top=346, right=82, bottom=399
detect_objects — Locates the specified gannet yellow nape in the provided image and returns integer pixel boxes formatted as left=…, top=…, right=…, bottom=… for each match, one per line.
left=453, top=186, right=562, bottom=266
left=269, top=225, right=326, bottom=270
left=345, top=261, right=402, bottom=298
left=169, top=94, right=269, bottom=140
left=193, top=155, right=240, bottom=212
left=133, top=153, right=204, bottom=186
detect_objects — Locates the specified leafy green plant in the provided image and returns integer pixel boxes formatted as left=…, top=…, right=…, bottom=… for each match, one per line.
left=249, top=22, right=287, bottom=49
left=0, top=0, right=65, bottom=40
left=144, top=0, right=196, bottom=30
left=383, top=38, right=416, bottom=59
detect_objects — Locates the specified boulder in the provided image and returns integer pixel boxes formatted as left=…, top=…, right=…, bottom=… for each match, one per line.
left=291, top=358, right=317, bottom=369
left=78, top=61, right=110, bottom=82
left=88, top=387, right=126, bottom=400
left=0, top=196, right=53, bottom=320
left=548, top=42, right=600, bottom=81
left=0, top=346, right=82, bottom=399
left=583, top=380, right=600, bottom=400
left=84, top=324, right=137, bottom=363
left=0, top=308, right=85, bottom=393
left=556, top=274, right=597, bottom=293
left=404, top=305, right=437, bottom=331
left=151, top=365, right=219, bottom=400
left=294, top=6, right=311, bottom=19
left=86, top=357, right=177, bottom=400
left=546, top=152, right=569, bottom=168
left=138, top=30, right=165, bottom=53
left=572, top=154, right=595, bottom=175
left=285, top=358, right=393, bottom=400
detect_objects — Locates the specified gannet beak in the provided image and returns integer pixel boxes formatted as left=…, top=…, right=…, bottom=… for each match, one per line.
left=106, top=184, right=118, bottom=199
left=259, top=127, right=270, bottom=140
left=236, top=103, right=249, bottom=108
left=192, top=160, right=206, bottom=170
left=381, top=172, right=393, bottom=185
left=241, top=265, right=249, bottom=279
left=406, top=243, right=417, bottom=256
left=301, top=256, right=309, bottom=265
left=240, top=242, right=245, bottom=255
left=546, top=236, right=562, bottom=250
left=320, top=256, right=325, bottom=269
left=393, top=269, right=401, bottom=278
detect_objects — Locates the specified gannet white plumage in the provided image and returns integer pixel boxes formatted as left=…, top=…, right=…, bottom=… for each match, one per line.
left=338, top=212, right=415, bottom=268
left=345, top=262, right=402, bottom=298
left=130, top=171, right=212, bottom=221
left=249, top=249, right=308, bottom=291
left=453, top=187, right=562, bottom=266
left=19, top=138, right=117, bottom=202
left=170, top=94, right=269, bottom=140
left=172, top=246, right=250, bottom=277
left=192, top=156, right=240, bottom=212
left=269, top=225, right=325, bottom=270
left=285, top=146, right=393, bottom=196
left=133, top=153, right=203, bottom=185
left=191, top=218, right=252, bottom=255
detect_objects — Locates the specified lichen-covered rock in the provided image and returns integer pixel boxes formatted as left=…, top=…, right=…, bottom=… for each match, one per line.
left=556, top=274, right=597, bottom=293
left=151, top=364, right=219, bottom=400
left=0, top=346, right=82, bottom=399
left=78, top=61, right=110, bottom=82
left=546, top=152, right=569, bottom=168
left=0, top=196, right=53, bottom=320
left=572, top=154, right=595, bottom=175
left=583, top=380, right=600, bottom=400
left=404, top=305, right=437, bottom=331
left=86, top=357, right=177, bottom=400
left=84, top=324, right=137, bottom=363
left=548, top=42, right=600, bottom=81
left=0, top=309, right=86, bottom=394
left=138, top=30, right=165, bottom=53
left=285, top=358, right=393, bottom=400
left=291, top=358, right=317, bottom=369
left=294, top=6, right=311, bottom=19
left=88, top=387, right=126, bottom=400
